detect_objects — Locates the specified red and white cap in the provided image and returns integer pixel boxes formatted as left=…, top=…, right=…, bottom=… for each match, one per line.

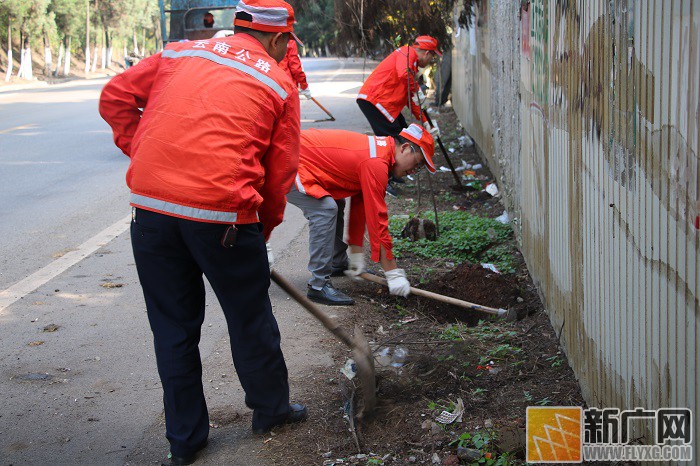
left=234, top=0, right=301, bottom=42
left=413, top=35, right=442, bottom=56
left=399, top=124, right=436, bottom=173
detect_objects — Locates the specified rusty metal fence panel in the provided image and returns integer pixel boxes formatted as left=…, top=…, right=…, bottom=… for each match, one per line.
left=452, top=0, right=699, bottom=447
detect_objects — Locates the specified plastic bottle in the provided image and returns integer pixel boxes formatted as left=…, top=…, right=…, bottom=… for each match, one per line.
left=390, top=346, right=409, bottom=368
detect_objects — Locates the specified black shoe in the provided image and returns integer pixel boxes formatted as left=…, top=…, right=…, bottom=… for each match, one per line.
left=330, top=266, right=347, bottom=277
left=390, top=175, right=406, bottom=184
left=386, top=183, right=399, bottom=197
left=307, top=283, right=355, bottom=306
left=166, top=440, right=208, bottom=465
left=252, top=403, right=309, bottom=434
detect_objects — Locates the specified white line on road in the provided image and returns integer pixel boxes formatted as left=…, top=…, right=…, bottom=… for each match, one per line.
left=0, top=213, right=131, bottom=315
left=0, top=124, right=38, bottom=134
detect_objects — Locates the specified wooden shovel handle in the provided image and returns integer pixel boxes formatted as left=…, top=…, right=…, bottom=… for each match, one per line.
left=310, top=97, right=336, bottom=121
left=270, top=270, right=355, bottom=348
left=359, top=272, right=508, bottom=317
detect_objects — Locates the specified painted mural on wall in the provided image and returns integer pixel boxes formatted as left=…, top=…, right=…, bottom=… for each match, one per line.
left=530, top=0, right=549, bottom=108
left=451, top=2, right=699, bottom=424
left=546, top=0, right=699, bottom=233
left=548, top=0, right=699, bottom=320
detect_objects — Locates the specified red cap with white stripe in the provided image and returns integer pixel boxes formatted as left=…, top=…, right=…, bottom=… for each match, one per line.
left=400, top=124, right=436, bottom=173
left=234, top=0, right=299, bottom=42
left=413, top=36, right=442, bottom=56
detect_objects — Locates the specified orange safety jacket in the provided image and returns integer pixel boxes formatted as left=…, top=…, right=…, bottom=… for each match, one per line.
left=294, top=129, right=395, bottom=262
left=357, top=46, right=424, bottom=124
left=279, top=40, right=308, bottom=90
left=99, top=33, right=300, bottom=240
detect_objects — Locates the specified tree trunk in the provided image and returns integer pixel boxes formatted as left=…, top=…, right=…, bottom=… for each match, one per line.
left=91, top=43, right=99, bottom=72
left=104, top=27, right=111, bottom=68
left=84, top=0, right=91, bottom=74
left=4, top=20, right=12, bottom=82
left=64, top=36, right=72, bottom=76
left=155, top=15, right=163, bottom=51
left=18, top=37, right=33, bottom=80
left=132, top=31, right=138, bottom=55
left=54, top=42, right=64, bottom=77
left=92, top=0, right=101, bottom=71
left=43, top=30, right=52, bottom=76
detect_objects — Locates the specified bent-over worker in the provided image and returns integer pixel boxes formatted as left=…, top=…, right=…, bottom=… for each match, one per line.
left=286, top=123, right=436, bottom=306
left=356, top=35, right=443, bottom=138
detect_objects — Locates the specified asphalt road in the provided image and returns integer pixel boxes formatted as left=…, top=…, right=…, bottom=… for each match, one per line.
left=0, top=57, right=374, bottom=465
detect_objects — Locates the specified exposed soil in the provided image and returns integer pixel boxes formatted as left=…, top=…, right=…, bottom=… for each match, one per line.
left=259, top=107, right=605, bottom=465
left=418, top=263, right=542, bottom=325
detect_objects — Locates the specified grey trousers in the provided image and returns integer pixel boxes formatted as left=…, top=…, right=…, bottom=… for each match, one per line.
left=287, top=185, right=349, bottom=289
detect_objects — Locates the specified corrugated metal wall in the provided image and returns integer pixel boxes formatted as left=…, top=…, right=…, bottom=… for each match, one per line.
left=452, top=0, right=699, bottom=447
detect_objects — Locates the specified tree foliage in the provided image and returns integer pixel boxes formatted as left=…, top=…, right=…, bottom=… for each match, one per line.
left=288, top=0, right=335, bottom=53
left=333, top=0, right=455, bottom=57
left=290, top=0, right=454, bottom=57
left=1, top=0, right=159, bottom=54
left=49, top=0, right=83, bottom=39
left=3, top=0, right=458, bottom=62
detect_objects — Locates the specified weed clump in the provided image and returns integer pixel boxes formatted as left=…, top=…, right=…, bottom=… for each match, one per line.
left=389, top=211, right=515, bottom=272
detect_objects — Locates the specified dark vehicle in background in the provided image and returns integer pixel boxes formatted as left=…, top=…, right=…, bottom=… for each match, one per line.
left=158, top=0, right=240, bottom=43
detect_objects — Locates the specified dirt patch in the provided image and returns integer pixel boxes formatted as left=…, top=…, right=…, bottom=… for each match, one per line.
left=418, top=263, right=541, bottom=325
left=260, top=106, right=603, bottom=465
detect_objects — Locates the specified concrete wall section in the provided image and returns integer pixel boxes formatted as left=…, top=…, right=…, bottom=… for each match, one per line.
left=452, top=0, right=700, bottom=450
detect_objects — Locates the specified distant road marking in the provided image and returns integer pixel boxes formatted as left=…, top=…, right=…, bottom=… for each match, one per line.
left=0, top=214, right=131, bottom=315
left=0, top=124, right=37, bottom=134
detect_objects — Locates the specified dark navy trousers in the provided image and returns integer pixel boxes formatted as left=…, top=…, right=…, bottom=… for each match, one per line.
left=130, top=208, right=290, bottom=457
left=356, top=98, right=408, bottom=137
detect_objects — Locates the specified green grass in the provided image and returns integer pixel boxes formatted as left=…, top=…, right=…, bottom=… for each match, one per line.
left=389, top=211, right=515, bottom=272
left=436, top=323, right=467, bottom=341
left=479, top=343, right=523, bottom=364
left=449, top=430, right=515, bottom=465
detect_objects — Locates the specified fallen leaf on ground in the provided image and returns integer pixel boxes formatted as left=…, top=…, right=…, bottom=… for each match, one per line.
left=42, top=324, right=60, bottom=332
left=100, top=283, right=124, bottom=288
left=28, top=341, right=45, bottom=347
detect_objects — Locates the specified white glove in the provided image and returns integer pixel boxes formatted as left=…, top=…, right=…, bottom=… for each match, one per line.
left=266, top=242, right=274, bottom=269
left=423, top=120, right=440, bottom=137
left=344, top=252, right=365, bottom=278
left=411, top=91, right=425, bottom=109
left=299, top=88, right=312, bottom=100
left=384, top=268, right=411, bottom=297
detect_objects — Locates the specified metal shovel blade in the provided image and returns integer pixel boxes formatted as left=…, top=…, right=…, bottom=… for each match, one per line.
left=270, top=271, right=377, bottom=417
left=352, top=325, right=377, bottom=419
left=311, top=97, right=336, bottom=122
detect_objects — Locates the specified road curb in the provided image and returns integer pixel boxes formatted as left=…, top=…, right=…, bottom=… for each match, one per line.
left=0, top=72, right=118, bottom=94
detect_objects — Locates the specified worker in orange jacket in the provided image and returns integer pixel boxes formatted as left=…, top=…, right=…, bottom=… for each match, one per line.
left=357, top=35, right=442, bottom=138
left=286, top=124, right=436, bottom=305
left=357, top=35, right=442, bottom=196
left=99, top=1, right=306, bottom=463
left=279, top=38, right=312, bottom=100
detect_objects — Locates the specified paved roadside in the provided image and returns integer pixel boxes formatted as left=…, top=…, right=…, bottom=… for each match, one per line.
left=0, top=72, right=117, bottom=94
left=0, top=57, right=373, bottom=465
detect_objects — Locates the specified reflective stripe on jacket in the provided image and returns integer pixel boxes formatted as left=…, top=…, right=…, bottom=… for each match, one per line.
left=279, top=40, right=308, bottom=90
left=99, top=34, right=300, bottom=239
left=357, top=46, right=423, bottom=123
left=295, top=129, right=395, bottom=262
